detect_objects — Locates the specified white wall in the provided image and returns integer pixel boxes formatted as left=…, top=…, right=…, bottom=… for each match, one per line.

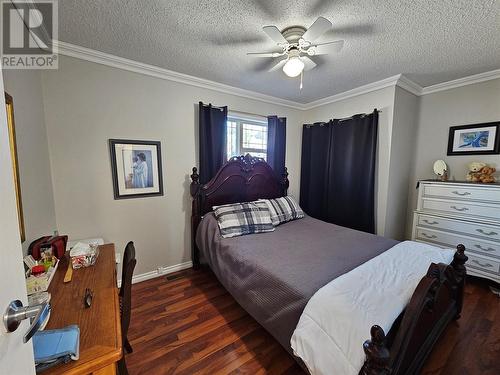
left=2, top=70, right=57, bottom=254
left=304, top=87, right=397, bottom=237
left=386, top=87, right=419, bottom=240
left=8, top=53, right=498, bottom=276
left=41, top=56, right=303, bottom=275
left=405, top=78, right=500, bottom=237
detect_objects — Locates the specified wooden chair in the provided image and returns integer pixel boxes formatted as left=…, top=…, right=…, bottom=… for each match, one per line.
left=117, top=241, right=136, bottom=375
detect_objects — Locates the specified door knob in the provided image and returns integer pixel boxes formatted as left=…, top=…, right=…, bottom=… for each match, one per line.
left=3, top=300, right=51, bottom=343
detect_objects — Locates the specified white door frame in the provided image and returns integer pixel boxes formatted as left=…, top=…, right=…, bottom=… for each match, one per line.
left=0, top=68, right=36, bottom=374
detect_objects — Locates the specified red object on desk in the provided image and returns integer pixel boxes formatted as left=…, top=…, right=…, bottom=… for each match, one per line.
left=31, top=265, right=45, bottom=275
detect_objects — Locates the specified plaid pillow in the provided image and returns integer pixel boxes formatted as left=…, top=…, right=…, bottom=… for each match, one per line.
left=213, top=201, right=275, bottom=238
left=260, top=196, right=304, bottom=226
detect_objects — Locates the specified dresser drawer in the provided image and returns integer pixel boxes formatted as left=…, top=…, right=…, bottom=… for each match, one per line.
left=422, top=184, right=500, bottom=203
left=415, top=214, right=500, bottom=242
left=415, top=227, right=500, bottom=258
left=421, top=198, right=500, bottom=221
left=466, top=254, right=500, bottom=275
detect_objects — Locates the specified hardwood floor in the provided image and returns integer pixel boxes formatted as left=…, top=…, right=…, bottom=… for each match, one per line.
left=126, top=269, right=499, bottom=375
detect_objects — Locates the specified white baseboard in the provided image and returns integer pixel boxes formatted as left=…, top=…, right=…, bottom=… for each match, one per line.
left=117, top=260, right=193, bottom=287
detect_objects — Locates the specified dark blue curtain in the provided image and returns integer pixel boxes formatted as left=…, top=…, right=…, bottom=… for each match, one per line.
left=300, top=110, right=378, bottom=233
left=300, top=121, right=332, bottom=221
left=199, top=102, right=228, bottom=184
left=267, top=116, right=286, bottom=176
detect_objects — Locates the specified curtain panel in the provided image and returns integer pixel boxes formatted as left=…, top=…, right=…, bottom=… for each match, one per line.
left=267, top=116, right=287, bottom=176
left=199, top=102, right=228, bottom=184
left=300, top=110, right=378, bottom=233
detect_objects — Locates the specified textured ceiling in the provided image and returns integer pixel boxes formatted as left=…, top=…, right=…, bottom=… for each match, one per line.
left=58, top=0, right=500, bottom=103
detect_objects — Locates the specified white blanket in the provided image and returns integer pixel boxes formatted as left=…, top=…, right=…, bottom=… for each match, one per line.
left=290, top=241, right=454, bottom=375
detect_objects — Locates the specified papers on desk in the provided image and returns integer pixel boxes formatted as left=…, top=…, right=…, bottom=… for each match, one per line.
left=69, top=242, right=93, bottom=257
left=33, top=325, right=80, bottom=373
left=69, top=242, right=100, bottom=269
left=66, top=238, right=104, bottom=251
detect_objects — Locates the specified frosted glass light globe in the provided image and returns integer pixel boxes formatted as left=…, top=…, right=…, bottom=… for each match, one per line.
left=283, top=57, right=304, bottom=77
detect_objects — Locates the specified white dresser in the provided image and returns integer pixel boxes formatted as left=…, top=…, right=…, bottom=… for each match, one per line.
left=412, top=180, right=500, bottom=283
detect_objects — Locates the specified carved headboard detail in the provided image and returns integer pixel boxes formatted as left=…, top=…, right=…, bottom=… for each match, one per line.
left=190, top=154, right=289, bottom=267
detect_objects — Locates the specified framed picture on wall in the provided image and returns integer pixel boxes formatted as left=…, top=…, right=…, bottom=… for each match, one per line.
left=447, top=122, right=500, bottom=156
left=109, top=139, right=164, bottom=199
left=5, top=92, right=25, bottom=242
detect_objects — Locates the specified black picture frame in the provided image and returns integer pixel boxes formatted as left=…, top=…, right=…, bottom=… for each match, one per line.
left=447, top=122, right=500, bottom=156
left=109, top=139, right=164, bottom=199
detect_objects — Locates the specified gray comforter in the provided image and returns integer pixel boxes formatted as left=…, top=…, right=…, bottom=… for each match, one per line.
left=196, top=214, right=398, bottom=352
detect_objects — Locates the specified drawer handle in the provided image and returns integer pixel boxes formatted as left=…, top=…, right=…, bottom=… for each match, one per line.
left=422, top=219, right=439, bottom=225
left=450, top=206, right=469, bottom=212
left=471, top=259, right=494, bottom=268
left=421, top=233, right=437, bottom=239
left=452, top=191, right=471, bottom=196
left=474, top=244, right=496, bottom=252
left=476, top=229, right=498, bottom=236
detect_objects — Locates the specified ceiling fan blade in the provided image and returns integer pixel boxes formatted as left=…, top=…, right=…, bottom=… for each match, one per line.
left=262, top=26, right=287, bottom=44
left=247, top=51, right=285, bottom=58
left=302, top=16, right=332, bottom=42
left=301, top=56, right=317, bottom=71
left=251, top=58, right=279, bottom=72
left=268, top=59, right=287, bottom=72
left=311, top=40, right=344, bottom=55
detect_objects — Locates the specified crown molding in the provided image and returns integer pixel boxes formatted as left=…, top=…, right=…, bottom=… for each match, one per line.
left=53, top=40, right=416, bottom=111
left=53, top=41, right=499, bottom=111
left=420, top=69, right=500, bottom=95
left=304, top=74, right=405, bottom=110
left=54, top=40, right=305, bottom=110
left=395, top=75, right=423, bottom=96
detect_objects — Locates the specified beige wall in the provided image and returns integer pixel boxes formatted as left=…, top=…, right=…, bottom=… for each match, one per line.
left=405, top=78, right=500, bottom=237
left=386, top=87, right=419, bottom=240
left=7, top=54, right=498, bottom=276
left=2, top=70, right=57, bottom=254
left=41, top=56, right=303, bottom=275
left=304, top=87, right=397, bottom=237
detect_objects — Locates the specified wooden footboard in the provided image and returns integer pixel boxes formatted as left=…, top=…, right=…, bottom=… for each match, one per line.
left=360, top=244, right=468, bottom=375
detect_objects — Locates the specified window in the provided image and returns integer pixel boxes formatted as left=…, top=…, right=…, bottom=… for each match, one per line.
left=226, top=115, right=268, bottom=160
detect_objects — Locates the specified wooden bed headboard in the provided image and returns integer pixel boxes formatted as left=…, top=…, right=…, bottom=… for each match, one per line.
left=189, top=154, right=289, bottom=267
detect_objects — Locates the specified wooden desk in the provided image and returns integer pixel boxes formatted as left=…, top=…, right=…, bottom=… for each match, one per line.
left=45, top=244, right=122, bottom=375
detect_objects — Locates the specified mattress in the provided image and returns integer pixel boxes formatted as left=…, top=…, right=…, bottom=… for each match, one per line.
left=196, top=213, right=398, bottom=352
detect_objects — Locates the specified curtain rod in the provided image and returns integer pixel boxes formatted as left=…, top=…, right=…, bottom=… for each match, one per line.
left=228, top=110, right=268, bottom=120
left=200, top=103, right=269, bottom=119
left=338, top=109, right=382, bottom=122
left=200, top=102, right=225, bottom=111
left=305, top=109, right=382, bottom=127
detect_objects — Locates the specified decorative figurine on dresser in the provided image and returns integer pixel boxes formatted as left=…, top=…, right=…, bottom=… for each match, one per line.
left=412, top=180, right=500, bottom=284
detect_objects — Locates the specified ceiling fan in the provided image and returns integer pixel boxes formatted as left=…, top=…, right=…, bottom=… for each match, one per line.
left=247, top=17, right=344, bottom=87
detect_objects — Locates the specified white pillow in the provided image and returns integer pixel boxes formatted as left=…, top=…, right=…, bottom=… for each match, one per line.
left=213, top=201, right=275, bottom=238
left=259, top=196, right=304, bottom=226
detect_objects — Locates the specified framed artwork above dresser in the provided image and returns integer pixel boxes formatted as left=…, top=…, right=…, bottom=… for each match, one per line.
left=412, top=180, right=500, bottom=283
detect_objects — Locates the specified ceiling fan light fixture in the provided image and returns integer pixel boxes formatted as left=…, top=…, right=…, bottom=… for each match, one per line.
left=282, top=56, right=304, bottom=77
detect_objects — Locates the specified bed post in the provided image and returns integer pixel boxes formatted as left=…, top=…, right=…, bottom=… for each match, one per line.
left=190, top=167, right=201, bottom=269
left=360, top=244, right=468, bottom=375
left=360, top=325, right=391, bottom=375
left=450, top=244, right=468, bottom=319
left=282, top=167, right=289, bottom=195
